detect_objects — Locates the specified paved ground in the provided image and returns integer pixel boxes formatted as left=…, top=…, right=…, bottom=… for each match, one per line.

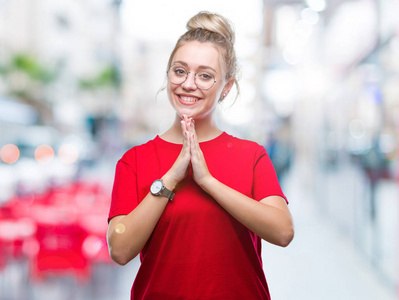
left=261, top=164, right=397, bottom=300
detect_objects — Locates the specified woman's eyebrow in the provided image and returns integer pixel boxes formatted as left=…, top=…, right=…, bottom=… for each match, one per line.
left=172, top=61, right=217, bottom=73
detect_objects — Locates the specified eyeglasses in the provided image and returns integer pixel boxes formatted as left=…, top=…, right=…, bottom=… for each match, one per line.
left=167, top=65, right=218, bottom=90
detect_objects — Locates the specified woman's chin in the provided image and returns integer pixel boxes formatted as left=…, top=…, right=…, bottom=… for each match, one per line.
left=177, top=110, right=195, bottom=120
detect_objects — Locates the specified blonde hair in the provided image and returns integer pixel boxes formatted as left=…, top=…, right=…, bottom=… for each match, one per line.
left=166, top=11, right=240, bottom=97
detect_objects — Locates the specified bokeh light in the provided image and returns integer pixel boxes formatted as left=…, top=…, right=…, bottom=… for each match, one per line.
left=34, top=145, right=54, bottom=164
left=0, top=144, right=20, bottom=164
left=58, top=144, right=79, bottom=164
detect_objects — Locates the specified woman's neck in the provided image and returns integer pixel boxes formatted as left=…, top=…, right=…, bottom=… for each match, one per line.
left=160, top=115, right=222, bottom=144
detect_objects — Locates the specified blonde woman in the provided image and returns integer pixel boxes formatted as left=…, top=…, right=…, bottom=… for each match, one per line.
left=107, top=11, right=294, bottom=300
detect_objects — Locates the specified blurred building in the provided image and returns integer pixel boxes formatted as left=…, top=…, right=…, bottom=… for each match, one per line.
left=261, top=0, right=399, bottom=291
left=0, top=0, right=122, bottom=131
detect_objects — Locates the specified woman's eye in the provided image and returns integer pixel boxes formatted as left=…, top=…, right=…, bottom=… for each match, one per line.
left=199, top=73, right=213, bottom=81
left=174, top=68, right=186, bottom=76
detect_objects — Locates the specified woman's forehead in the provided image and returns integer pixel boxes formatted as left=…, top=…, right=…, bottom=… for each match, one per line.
left=172, top=41, right=222, bottom=71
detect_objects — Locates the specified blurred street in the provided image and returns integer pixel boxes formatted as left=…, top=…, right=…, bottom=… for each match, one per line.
left=262, top=160, right=397, bottom=300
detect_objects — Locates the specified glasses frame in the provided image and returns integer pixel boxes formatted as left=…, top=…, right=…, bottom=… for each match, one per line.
left=167, top=66, right=219, bottom=90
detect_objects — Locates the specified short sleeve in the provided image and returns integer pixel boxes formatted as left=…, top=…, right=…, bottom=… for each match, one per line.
left=252, top=147, right=288, bottom=204
left=108, top=151, right=139, bottom=222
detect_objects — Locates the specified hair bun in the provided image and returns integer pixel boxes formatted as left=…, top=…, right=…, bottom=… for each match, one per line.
left=186, top=11, right=235, bottom=45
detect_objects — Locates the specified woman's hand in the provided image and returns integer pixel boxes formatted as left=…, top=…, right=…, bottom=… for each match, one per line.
left=183, top=116, right=213, bottom=188
left=163, top=117, right=192, bottom=187
left=167, top=114, right=213, bottom=189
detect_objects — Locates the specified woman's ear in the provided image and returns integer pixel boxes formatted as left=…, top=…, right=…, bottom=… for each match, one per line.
left=222, top=77, right=235, bottom=97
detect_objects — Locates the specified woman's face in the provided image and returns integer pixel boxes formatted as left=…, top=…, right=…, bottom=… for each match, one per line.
left=167, top=41, right=232, bottom=120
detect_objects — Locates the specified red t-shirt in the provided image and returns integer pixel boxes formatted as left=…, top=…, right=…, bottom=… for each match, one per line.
left=109, top=132, right=287, bottom=300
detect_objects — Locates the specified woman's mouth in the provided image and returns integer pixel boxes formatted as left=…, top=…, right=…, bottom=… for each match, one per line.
left=178, top=95, right=201, bottom=105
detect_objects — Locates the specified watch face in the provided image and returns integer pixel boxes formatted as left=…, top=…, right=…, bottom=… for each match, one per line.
left=151, top=180, right=163, bottom=194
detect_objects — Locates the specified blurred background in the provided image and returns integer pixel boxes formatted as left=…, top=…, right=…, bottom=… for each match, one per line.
left=0, top=0, right=398, bottom=299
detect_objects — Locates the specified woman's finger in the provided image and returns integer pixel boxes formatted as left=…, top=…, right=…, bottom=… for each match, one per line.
left=180, top=120, right=187, bottom=140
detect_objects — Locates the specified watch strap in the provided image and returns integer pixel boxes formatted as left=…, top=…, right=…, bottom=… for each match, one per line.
left=160, top=187, right=175, bottom=201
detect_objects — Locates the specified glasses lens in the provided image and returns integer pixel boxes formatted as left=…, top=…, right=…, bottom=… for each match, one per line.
left=195, top=71, right=215, bottom=90
left=168, top=66, right=187, bottom=85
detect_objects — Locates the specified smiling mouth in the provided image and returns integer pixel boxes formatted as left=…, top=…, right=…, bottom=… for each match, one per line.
left=178, top=95, right=201, bottom=103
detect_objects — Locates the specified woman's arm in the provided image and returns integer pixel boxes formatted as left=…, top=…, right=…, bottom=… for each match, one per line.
left=107, top=174, right=175, bottom=265
left=107, top=120, right=192, bottom=265
left=200, top=177, right=294, bottom=247
left=187, top=121, right=294, bottom=247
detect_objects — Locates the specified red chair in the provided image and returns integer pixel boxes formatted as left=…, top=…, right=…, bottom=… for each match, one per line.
left=30, top=223, right=89, bottom=282
left=0, top=218, right=37, bottom=261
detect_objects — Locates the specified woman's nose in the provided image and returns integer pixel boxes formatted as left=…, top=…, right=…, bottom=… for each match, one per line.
left=181, top=72, right=197, bottom=90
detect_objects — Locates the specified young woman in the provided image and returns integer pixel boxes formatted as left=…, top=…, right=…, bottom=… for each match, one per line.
left=107, top=11, right=294, bottom=300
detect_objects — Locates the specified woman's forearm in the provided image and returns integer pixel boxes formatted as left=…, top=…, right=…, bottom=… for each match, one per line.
left=201, top=177, right=294, bottom=247
left=107, top=175, right=177, bottom=265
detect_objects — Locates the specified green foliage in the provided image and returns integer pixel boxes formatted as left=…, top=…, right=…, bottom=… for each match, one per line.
left=11, top=54, right=57, bottom=83
left=79, top=64, right=120, bottom=90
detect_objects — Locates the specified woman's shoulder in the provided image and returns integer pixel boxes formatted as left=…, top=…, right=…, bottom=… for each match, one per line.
left=210, top=133, right=267, bottom=162
left=224, top=132, right=265, bottom=151
left=119, top=136, right=159, bottom=162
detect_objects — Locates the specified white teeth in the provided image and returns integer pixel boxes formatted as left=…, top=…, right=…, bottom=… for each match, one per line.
left=180, top=96, right=199, bottom=102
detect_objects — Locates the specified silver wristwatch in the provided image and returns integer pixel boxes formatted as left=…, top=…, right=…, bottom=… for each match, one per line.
left=150, top=179, right=175, bottom=201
